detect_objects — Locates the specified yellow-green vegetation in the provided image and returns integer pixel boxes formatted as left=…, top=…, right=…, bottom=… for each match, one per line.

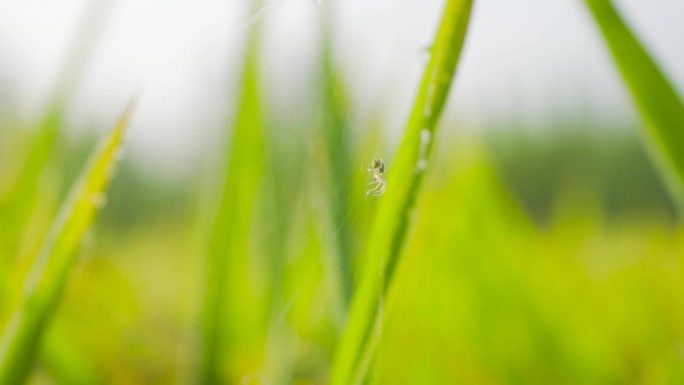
left=200, top=28, right=266, bottom=385
left=0, top=0, right=683, bottom=384
left=330, top=0, right=474, bottom=383
left=0, top=105, right=132, bottom=384
left=585, top=0, right=684, bottom=211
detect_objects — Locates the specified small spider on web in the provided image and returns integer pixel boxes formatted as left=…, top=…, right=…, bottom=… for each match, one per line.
left=366, top=154, right=386, bottom=197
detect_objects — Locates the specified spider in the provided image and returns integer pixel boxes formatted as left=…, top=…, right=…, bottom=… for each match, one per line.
left=366, top=155, right=386, bottom=197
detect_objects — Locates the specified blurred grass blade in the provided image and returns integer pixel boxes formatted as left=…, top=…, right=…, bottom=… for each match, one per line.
left=329, top=0, right=474, bottom=384
left=199, top=32, right=264, bottom=384
left=40, top=331, right=103, bottom=385
left=320, top=26, right=354, bottom=308
left=0, top=108, right=61, bottom=249
left=584, top=0, right=684, bottom=211
left=0, top=105, right=132, bottom=384
left=0, top=0, right=116, bottom=253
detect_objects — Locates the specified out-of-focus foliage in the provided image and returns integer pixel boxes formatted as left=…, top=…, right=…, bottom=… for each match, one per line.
left=584, top=0, right=684, bottom=212
left=331, top=1, right=474, bottom=383
left=0, top=105, right=132, bottom=384
left=378, top=140, right=684, bottom=384
left=0, top=0, right=683, bottom=384
left=199, top=25, right=267, bottom=385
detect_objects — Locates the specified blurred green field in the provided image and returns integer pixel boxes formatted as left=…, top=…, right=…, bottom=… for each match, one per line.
left=1, top=0, right=684, bottom=384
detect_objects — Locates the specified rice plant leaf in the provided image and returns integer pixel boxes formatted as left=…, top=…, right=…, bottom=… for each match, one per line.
left=0, top=0, right=116, bottom=254
left=199, top=34, right=265, bottom=384
left=329, top=1, right=474, bottom=384
left=0, top=104, right=132, bottom=384
left=0, top=107, right=61, bottom=254
left=584, top=0, right=684, bottom=212
left=320, top=30, right=354, bottom=308
left=40, top=330, right=103, bottom=385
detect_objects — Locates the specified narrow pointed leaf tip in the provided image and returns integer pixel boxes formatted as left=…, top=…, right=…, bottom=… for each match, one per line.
left=329, top=0, right=474, bottom=384
left=0, top=102, right=134, bottom=385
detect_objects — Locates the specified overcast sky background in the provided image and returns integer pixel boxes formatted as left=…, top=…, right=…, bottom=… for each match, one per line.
left=0, top=0, right=683, bottom=176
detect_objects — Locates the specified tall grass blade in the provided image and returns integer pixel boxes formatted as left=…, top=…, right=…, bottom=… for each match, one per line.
left=584, top=0, right=684, bottom=211
left=0, top=0, right=116, bottom=254
left=320, top=25, right=354, bottom=309
left=329, top=0, right=474, bottom=384
left=41, top=331, right=103, bottom=385
left=0, top=108, right=61, bottom=251
left=0, top=104, right=132, bottom=384
left=199, top=33, right=265, bottom=384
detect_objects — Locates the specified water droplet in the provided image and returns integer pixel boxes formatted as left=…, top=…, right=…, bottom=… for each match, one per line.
left=105, top=162, right=119, bottom=178
left=115, top=146, right=127, bottom=161
left=416, top=129, right=432, bottom=171
left=420, top=129, right=432, bottom=144
left=416, top=159, right=428, bottom=171
left=417, top=45, right=432, bottom=63
left=89, top=192, right=108, bottom=209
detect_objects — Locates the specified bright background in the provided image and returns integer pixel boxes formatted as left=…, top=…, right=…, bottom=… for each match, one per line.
left=1, top=0, right=684, bottom=384
left=1, top=0, right=683, bottom=175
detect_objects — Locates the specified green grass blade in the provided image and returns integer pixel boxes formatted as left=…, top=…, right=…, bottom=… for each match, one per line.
left=40, top=331, right=103, bottom=385
left=584, top=0, right=684, bottom=211
left=329, top=1, right=474, bottom=384
left=199, top=34, right=265, bottom=384
left=0, top=0, right=115, bottom=254
left=0, top=104, right=132, bottom=384
left=0, top=108, right=61, bottom=253
left=320, top=34, right=354, bottom=308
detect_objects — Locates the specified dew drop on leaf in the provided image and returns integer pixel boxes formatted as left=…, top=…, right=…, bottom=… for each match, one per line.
left=115, top=146, right=127, bottom=161
left=90, top=192, right=108, bottom=209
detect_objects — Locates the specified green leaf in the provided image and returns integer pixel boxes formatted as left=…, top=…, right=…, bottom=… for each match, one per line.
left=0, top=0, right=116, bottom=254
left=584, top=0, right=684, bottom=212
left=199, top=34, right=265, bottom=384
left=329, top=0, right=475, bottom=384
left=0, top=104, right=132, bottom=384
left=0, top=107, right=61, bottom=253
left=320, top=32, right=354, bottom=309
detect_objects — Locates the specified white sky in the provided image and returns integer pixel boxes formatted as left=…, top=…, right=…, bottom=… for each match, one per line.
left=0, top=0, right=683, bottom=176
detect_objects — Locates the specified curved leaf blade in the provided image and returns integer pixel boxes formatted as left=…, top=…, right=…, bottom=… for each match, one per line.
left=584, top=0, right=684, bottom=212
left=0, top=104, right=133, bottom=384
left=329, top=1, right=475, bottom=384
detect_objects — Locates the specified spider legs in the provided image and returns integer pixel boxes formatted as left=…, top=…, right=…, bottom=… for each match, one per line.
left=366, top=179, right=386, bottom=197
